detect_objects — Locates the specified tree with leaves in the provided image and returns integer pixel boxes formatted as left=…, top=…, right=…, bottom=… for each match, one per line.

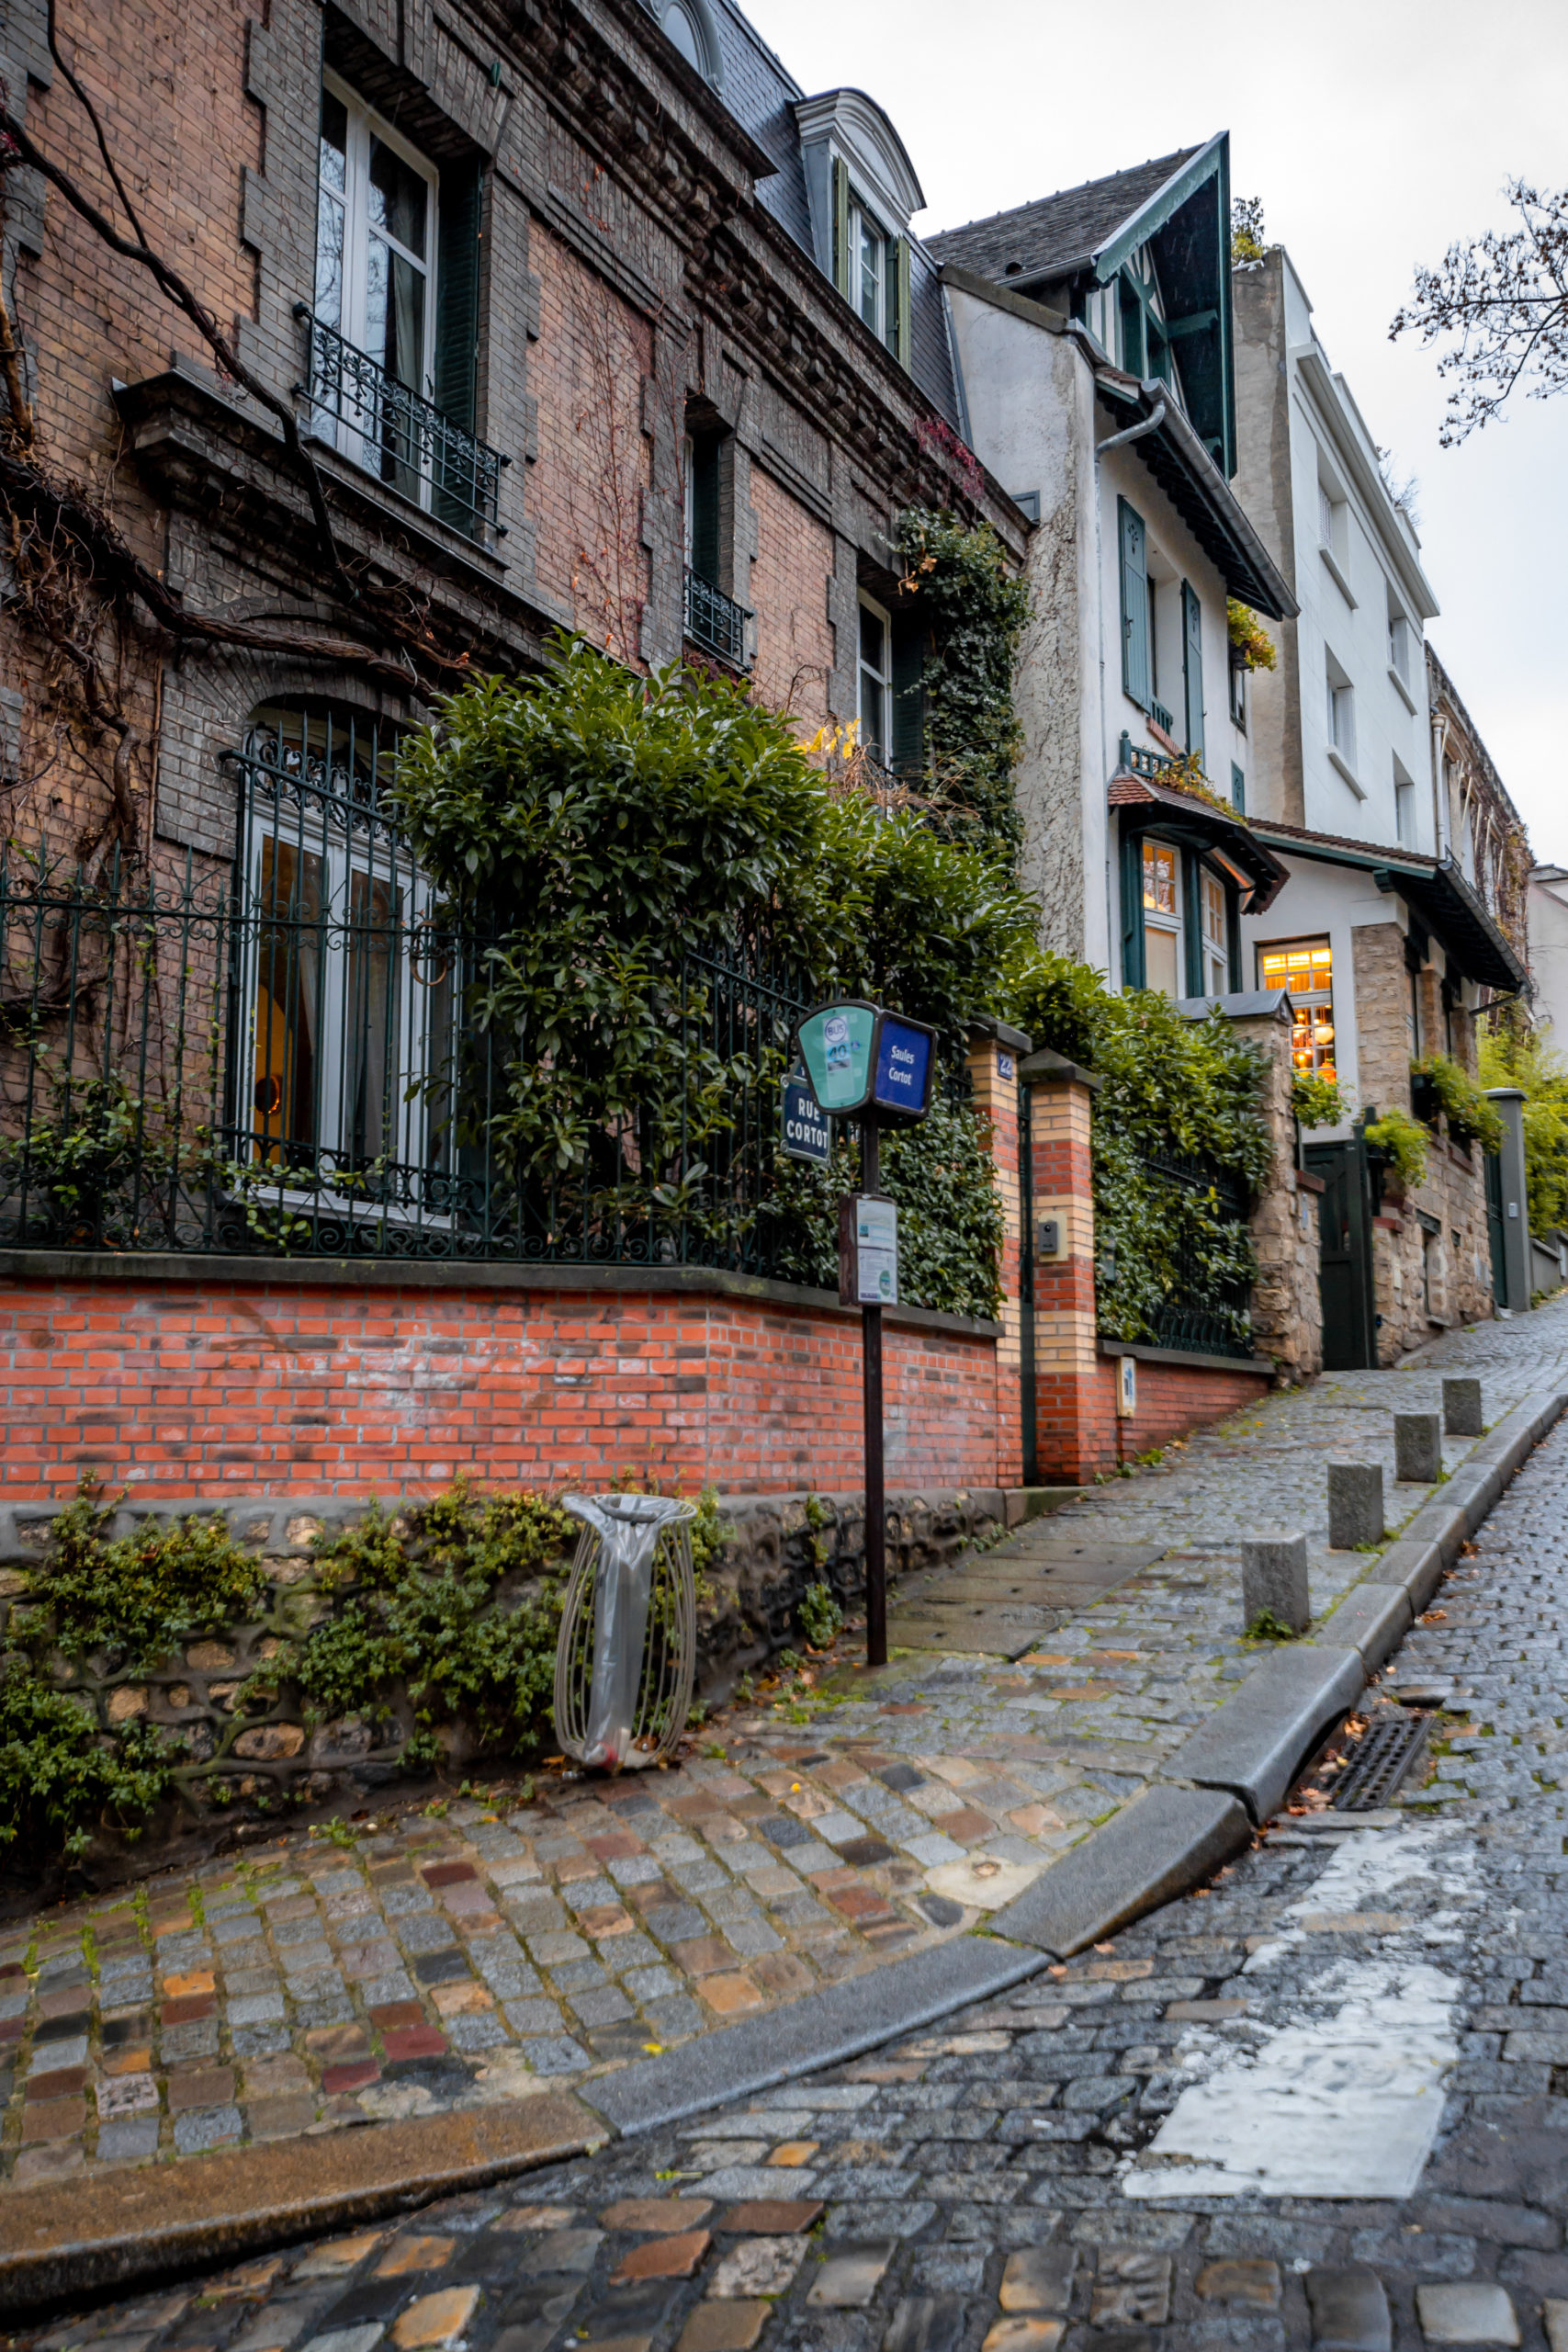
left=1392, top=181, right=1568, bottom=443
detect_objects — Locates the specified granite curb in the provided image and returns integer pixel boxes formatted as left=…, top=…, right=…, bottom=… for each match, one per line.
left=0, top=2090, right=603, bottom=2319
left=576, top=1931, right=1050, bottom=2136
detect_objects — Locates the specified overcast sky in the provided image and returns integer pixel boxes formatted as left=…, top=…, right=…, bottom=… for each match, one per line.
left=744, top=0, right=1568, bottom=860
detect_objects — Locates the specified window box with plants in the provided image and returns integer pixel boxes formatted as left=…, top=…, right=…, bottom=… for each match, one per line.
left=1410, top=1054, right=1505, bottom=1155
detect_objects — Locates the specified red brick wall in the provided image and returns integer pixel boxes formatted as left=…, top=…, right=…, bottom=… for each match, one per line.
left=528, top=220, right=654, bottom=664
left=1066, top=1354, right=1269, bottom=1479
left=748, top=468, right=835, bottom=729
left=0, top=1275, right=1002, bottom=1502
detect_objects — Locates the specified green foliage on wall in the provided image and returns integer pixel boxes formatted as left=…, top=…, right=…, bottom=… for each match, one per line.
left=1413, top=1051, right=1505, bottom=1153
left=259, top=1487, right=577, bottom=1764
left=893, top=507, right=1032, bottom=858
left=1364, top=1104, right=1430, bottom=1191
left=1480, top=1025, right=1568, bottom=1229
left=1006, top=956, right=1269, bottom=1348
left=765, top=1091, right=1006, bottom=1321
left=1292, top=1070, right=1350, bottom=1130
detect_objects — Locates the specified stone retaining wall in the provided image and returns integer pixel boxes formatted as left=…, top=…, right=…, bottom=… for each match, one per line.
left=0, top=1482, right=1002, bottom=1880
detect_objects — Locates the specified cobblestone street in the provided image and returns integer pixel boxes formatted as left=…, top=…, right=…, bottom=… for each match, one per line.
left=12, top=1298, right=1568, bottom=2348
left=7, top=1306, right=1568, bottom=2199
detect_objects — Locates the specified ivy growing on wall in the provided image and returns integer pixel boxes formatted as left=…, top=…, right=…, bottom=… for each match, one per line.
left=893, top=507, right=1031, bottom=860
left=1006, top=956, right=1269, bottom=1348
left=765, top=1091, right=1005, bottom=1321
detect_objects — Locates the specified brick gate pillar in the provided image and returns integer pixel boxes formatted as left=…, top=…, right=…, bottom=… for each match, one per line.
left=966, top=1020, right=1033, bottom=1489
left=1020, top=1047, right=1103, bottom=1484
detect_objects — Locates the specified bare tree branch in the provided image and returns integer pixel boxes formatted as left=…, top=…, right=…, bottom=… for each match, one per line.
left=1392, top=179, right=1568, bottom=443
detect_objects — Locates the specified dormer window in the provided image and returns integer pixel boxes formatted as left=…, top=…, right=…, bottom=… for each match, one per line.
left=653, top=0, right=720, bottom=85
left=795, top=89, right=924, bottom=374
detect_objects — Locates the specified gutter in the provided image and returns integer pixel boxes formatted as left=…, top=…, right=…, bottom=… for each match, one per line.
left=1096, top=398, right=1166, bottom=458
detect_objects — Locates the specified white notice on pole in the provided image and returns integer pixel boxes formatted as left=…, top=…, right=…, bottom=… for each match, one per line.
left=855, top=1195, right=898, bottom=1305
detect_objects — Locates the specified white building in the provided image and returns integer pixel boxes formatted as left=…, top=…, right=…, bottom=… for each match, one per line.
left=931, top=141, right=1296, bottom=992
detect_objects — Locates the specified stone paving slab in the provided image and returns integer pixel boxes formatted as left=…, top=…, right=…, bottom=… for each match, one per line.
left=1, top=1310, right=1564, bottom=2211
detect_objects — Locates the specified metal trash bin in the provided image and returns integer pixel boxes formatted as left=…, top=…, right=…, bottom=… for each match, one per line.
left=553, top=1493, right=697, bottom=1771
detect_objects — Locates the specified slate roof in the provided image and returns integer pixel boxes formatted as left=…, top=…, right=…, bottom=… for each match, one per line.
left=926, top=149, right=1201, bottom=289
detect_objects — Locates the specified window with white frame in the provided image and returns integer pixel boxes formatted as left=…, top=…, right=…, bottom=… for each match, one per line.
left=241, top=706, right=456, bottom=1193
left=315, top=75, right=438, bottom=498
left=1141, top=840, right=1181, bottom=997
left=1325, top=651, right=1357, bottom=775
left=1394, top=755, right=1417, bottom=848
left=850, top=197, right=886, bottom=338
left=858, top=594, right=892, bottom=764
left=1201, top=868, right=1230, bottom=999
left=1388, top=608, right=1412, bottom=684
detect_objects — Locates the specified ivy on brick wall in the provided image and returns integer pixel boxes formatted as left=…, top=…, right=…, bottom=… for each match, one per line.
left=764, top=1091, right=1005, bottom=1321
left=1007, top=955, right=1270, bottom=1349
left=893, top=507, right=1031, bottom=859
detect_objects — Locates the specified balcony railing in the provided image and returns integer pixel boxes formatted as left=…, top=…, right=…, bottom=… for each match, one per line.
left=683, top=567, right=750, bottom=669
left=296, top=308, right=508, bottom=547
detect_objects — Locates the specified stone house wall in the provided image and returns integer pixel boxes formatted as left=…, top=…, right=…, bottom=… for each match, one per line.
left=1352, top=921, right=1493, bottom=1361
left=1223, top=1001, right=1324, bottom=1382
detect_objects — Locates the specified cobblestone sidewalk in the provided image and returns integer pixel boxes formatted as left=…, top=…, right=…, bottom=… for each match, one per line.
left=5, top=1305, right=1567, bottom=2198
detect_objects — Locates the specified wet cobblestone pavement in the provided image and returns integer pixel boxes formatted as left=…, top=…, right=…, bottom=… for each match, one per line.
left=4, top=1308, right=1567, bottom=2214
left=16, top=1298, right=1568, bottom=2349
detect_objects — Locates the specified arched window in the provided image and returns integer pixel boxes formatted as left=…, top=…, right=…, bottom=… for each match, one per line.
left=656, top=0, right=720, bottom=85
left=233, top=705, right=456, bottom=1192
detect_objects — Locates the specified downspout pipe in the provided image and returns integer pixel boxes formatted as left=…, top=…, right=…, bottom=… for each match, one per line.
left=1095, top=397, right=1167, bottom=459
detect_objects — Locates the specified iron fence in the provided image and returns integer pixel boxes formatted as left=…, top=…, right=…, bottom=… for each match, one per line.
left=0, top=763, right=826, bottom=1277
left=1122, top=1143, right=1256, bottom=1360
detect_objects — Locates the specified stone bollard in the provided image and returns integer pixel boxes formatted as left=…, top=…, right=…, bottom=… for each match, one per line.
left=1394, top=1411, right=1443, bottom=1483
left=1327, top=1461, right=1384, bottom=1549
left=1242, top=1530, right=1311, bottom=1635
left=1443, top=1377, right=1483, bottom=1438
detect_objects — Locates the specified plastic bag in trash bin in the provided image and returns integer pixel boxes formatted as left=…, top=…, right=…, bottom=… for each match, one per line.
left=563, top=1493, right=690, bottom=1770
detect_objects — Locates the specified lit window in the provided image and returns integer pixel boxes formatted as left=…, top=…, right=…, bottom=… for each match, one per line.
left=858, top=596, right=892, bottom=764
left=241, top=706, right=456, bottom=1189
left=1259, top=938, right=1336, bottom=1088
left=1141, top=840, right=1180, bottom=997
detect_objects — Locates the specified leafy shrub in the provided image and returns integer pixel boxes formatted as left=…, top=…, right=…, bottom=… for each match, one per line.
left=1480, top=1023, right=1568, bottom=1231
left=763, top=1091, right=1005, bottom=1321
left=1292, top=1070, right=1350, bottom=1129
left=1412, top=1052, right=1504, bottom=1152
left=1007, top=956, right=1268, bottom=1348
left=1365, top=1104, right=1429, bottom=1191
left=1227, top=600, right=1278, bottom=673
left=892, top=507, right=1032, bottom=855
left=29, top=1485, right=271, bottom=1672
left=0, top=1675, right=176, bottom=1861
left=268, top=1486, right=577, bottom=1758
left=798, top=1584, right=844, bottom=1649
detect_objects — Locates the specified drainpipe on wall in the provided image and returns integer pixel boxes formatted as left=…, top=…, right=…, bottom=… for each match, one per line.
left=1094, top=397, right=1168, bottom=459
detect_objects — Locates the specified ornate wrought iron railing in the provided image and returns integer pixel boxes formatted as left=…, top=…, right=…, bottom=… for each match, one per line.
left=683, top=567, right=750, bottom=669
left=0, top=791, right=831, bottom=1280
left=296, top=308, right=508, bottom=546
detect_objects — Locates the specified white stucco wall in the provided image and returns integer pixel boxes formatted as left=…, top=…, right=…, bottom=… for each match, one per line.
left=1274, top=255, right=1439, bottom=854
left=1528, top=867, right=1568, bottom=1046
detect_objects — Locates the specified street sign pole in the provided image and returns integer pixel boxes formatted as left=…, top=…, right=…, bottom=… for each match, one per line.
left=861, top=1105, right=886, bottom=1669
left=795, top=999, right=936, bottom=1681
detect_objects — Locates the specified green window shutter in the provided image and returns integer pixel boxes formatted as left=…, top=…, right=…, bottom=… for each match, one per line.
left=890, top=613, right=925, bottom=775
left=1181, top=580, right=1205, bottom=763
left=689, top=434, right=720, bottom=585
left=830, top=156, right=850, bottom=298
left=1119, top=826, right=1146, bottom=989
left=1230, top=760, right=1246, bottom=814
left=1118, top=498, right=1148, bottom=709
left=887, top=236, right=911, bottom=368
left=1181, top=848, right=1202, bottom=999
left=434, top=156, right=481, bottom=433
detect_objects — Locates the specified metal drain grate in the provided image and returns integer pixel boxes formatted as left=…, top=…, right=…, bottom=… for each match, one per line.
left=1327, top=1711, right=1431, bottom=1810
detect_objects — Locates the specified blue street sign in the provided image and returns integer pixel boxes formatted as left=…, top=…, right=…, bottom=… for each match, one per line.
left=782, top=1076, right=831, bottom=1165
left=873, top=1014, right=934, bottom=1116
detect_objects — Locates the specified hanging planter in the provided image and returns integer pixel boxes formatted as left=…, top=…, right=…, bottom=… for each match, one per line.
left=553, top=1494, right=697, bottom=1771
